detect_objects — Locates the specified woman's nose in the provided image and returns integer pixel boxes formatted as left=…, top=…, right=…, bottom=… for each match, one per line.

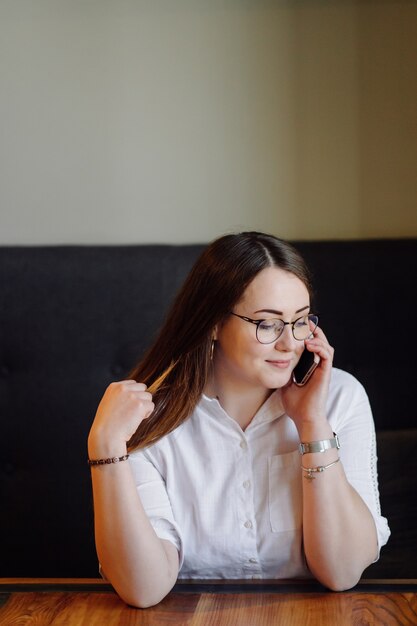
left=274, top=325, right=297, bottom=351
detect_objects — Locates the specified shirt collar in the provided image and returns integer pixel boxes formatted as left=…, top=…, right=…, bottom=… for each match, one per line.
left=200, top=390, right=285, bottom=428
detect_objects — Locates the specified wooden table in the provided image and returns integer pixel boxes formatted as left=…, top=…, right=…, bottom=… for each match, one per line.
left=1, top=578, right=416, bottom=625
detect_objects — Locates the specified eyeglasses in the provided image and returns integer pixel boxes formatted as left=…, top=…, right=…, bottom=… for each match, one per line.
left=230, top=312, right=319, bottom=344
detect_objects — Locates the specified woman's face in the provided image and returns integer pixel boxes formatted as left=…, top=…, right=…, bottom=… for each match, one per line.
left=214, top=266, right=310, bottom=393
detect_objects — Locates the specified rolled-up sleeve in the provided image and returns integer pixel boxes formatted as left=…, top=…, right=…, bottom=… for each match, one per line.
left=128, top=450, right=184, bottom=568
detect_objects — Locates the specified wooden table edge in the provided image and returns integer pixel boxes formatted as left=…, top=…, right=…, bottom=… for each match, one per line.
left=1, top=578, right=417, bottom=594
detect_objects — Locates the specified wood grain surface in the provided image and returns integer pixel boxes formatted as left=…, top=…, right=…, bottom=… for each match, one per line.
left=1, top=580, right=416, bottom=625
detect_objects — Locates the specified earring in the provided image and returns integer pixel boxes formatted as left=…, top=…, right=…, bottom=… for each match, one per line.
left=210, top=339, right=215, bottom=361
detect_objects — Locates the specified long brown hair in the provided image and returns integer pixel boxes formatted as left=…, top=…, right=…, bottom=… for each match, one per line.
left=128, top=232, right=312, bottom=450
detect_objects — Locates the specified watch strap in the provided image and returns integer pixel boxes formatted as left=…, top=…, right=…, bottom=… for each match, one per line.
left=299, top=432, right=340, bottom=455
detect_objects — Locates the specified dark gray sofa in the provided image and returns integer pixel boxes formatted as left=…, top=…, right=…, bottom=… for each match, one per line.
left=1, top=239, right=416, bottom=579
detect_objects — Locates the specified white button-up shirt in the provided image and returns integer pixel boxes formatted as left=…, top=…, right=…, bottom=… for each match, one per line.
left=129, top=368, right=390, bottom=579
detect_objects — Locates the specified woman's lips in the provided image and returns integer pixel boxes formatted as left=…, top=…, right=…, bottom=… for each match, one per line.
left=266, top=359, right=292, bottom=369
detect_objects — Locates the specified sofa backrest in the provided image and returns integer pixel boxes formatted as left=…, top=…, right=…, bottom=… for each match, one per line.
left=1, top=239, right=416, bottom=577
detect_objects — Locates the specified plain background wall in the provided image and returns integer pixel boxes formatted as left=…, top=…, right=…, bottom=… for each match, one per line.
left=0, top=0, right=416, bottom=245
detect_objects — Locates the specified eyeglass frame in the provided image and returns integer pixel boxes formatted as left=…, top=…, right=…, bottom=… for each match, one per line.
left=229, top=312, right=319, bottom=344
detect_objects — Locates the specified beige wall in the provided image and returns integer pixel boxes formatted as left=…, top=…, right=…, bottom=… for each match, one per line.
left=0, top=0, right=416, bottom=244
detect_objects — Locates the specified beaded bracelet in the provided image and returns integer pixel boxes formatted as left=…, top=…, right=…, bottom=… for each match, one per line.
left=88, top=454, right=130, bottom=467
left=301, top=457, right=340, bottom=481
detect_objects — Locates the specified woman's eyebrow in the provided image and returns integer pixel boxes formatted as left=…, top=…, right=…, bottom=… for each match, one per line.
left=253, top=305, right=310, bottom=315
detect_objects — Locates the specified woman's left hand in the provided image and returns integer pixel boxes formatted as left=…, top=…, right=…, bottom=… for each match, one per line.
left=281, top=326, right=334, bottom=434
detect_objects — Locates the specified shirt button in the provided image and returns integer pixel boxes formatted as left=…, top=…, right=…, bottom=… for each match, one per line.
left=243, top=480, right=251, bottom=489
left=244, top=520, right=253, bottom=529
left=249, top=558, right=258, bottom=564
left=240, top=441, right=247, bottom=449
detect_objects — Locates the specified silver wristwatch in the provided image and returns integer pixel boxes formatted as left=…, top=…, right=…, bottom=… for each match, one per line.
left=299, top=432, right=340, bottom=455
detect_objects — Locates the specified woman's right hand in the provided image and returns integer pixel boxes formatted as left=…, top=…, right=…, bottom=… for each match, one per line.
left=88, top=380, right=155, bottom=458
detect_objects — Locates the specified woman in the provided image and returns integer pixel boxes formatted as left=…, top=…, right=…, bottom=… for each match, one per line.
left=88, top=232, right=390, bottom=608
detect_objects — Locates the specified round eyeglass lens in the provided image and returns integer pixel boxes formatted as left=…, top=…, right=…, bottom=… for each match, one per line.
left=293, top=314, right=319, bottom=340
left=256, top=319, right=284, bottom=344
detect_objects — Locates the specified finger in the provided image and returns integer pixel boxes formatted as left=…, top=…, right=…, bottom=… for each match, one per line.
left=130, top=390, right=153, bottom=402
left=305, top=337, right=334, bottom=358
left=310, top=325, right=330, bottom=343
left=305, top=336, right=333, bottom=352
left=123, top=380, right=148, bottom=390
left=305, top=335, right=332, bottom=349
left=143, top=403, right=155, bottom=419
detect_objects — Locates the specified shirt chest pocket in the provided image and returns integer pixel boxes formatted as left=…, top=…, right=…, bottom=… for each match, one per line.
left=268, top=450, right=302, bottom=533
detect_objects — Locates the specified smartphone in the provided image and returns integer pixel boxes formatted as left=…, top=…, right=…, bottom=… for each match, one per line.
left=292, top=348, right=319, bottom=386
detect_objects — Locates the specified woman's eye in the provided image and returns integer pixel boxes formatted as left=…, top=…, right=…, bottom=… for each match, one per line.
left=259, top=321, right=276, bottom=331
left=294, top=317, right=308, bottom=328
